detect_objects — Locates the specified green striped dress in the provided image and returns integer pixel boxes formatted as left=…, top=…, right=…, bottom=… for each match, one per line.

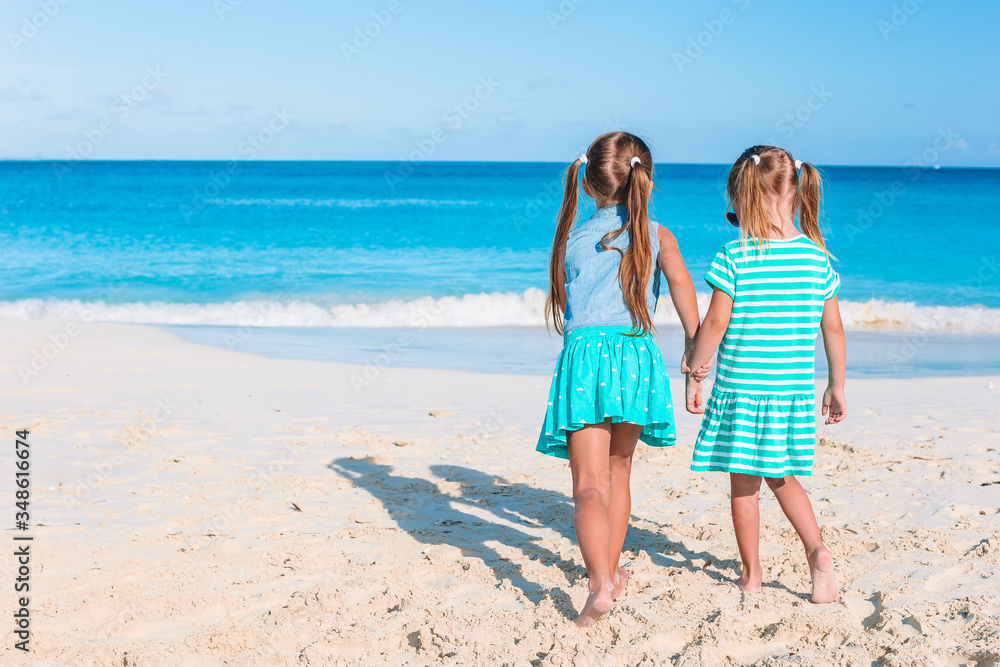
left=691, top=235, right=840, bottom=478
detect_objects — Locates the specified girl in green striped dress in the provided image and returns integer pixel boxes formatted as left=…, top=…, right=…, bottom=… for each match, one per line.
left=685, top=146, right=847, bottom=604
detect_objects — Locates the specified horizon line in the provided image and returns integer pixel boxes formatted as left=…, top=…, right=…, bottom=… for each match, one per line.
left=0, top=158, right=997, bottom=171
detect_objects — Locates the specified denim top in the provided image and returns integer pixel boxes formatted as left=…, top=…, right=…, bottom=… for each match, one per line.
left=563, top=205, right=662, bottom=335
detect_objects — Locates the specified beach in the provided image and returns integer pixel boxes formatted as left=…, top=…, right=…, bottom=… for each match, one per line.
left=2, top=316, right=997, bottom=666
left=5, top=0, right=1000, bottom=663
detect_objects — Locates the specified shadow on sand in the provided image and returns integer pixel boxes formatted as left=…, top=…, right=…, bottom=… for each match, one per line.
left=330, top=457, right=753, bottom=616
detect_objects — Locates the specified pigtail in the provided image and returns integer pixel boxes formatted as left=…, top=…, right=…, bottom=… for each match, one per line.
left=622, top=161, right=655, bottom=335
left=729, top=148, right=781, bottom=256
left=545, top=158, right=582, bottom=334
left=601, top=158, right=654, bottom=336
left=797, top=161, right=829, bottom=255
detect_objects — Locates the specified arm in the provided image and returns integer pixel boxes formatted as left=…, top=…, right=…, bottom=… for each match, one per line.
left=688, top=288, right=732, bottom=371
left=554, top=243, right=567, bottom=312
left=656, top=225, right=700, bottom=363
left=685, top=288, right=733, bottom=413
left=820, top=296, right=847, bottom=424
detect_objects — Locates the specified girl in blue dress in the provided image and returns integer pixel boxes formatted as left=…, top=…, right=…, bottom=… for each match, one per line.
left=537, top=132, right=703, bottom=626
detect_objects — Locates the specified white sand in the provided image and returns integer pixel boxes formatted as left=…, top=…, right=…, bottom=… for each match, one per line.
left=0, top=317, right=998, bottom=666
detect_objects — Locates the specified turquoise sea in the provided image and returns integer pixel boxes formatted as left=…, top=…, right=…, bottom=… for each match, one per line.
left=2, top=161, right=998, bottom=376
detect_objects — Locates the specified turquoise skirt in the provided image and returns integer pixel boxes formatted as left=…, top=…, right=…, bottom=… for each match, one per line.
left=536, top=325, right=677, bottom=460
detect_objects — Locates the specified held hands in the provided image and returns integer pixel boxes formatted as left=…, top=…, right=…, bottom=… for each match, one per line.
left=822, top=385, right=847, bottom=424
left=685, top=373, right=704, bottom=414
left=682, top=342, right=709, bottom=414
left=681, top=350, right=712, bottom=382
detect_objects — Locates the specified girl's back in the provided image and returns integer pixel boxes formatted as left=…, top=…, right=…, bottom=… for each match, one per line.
left=536, top=131, right=704, bottom=625
left=684, top=144, right=847, bottom=605
left=707, top=235, right=839, bottom=396
left=563, top=204, right=661, bottom=334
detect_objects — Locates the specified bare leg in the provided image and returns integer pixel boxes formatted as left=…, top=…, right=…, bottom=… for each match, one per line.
left=567, top=423, right=615, bottom=626
left=730, top=473, right=764, bottom=592
left=607, top=421, right=641, bottom=600
left=765, top=476, right=839, bottom=603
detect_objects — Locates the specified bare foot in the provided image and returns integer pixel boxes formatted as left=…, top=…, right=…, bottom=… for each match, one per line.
left=732, top=570, right=762, bottom=593
left=809, top=547, right=839, bottom=603
left=612, top=567, right=630, bottom=601
left=573, top=582, right=614, bottom=627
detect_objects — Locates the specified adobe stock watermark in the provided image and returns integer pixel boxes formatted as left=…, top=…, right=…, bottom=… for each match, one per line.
left=178, top=107, right=295, bottom=222
left=53, top=66, right=169, bottom=181
left=8, top=0, right=72, bottom=53
left=673, top=0, right=751, bottom=73
left=218, top=252, right=331, bottom=350
left=878, top=0, right=928, bottom=41
left=844, top=127, right=961, bottom=243
left=546, top=0, right=586, bottom=30
left=17, top=269, right=128, bottom=385
left=214, top=0, right=245, bottom=21
left=887, top=255, right=997, bottom=370
left=199, top=440, right=300, bottom=536
left=351, top=281, right=464, bottom=393
left=220, top=298, right=284, bottom=350
left=470, top=407, right=505, bottom=443
left=774, top=85, right=833, bottom=141
left=511, top=116, right=621, bottom=234
left=341, top=0, right=411, bottom=63
left=61, top=397, right=177, bottom=512
left=383, top=76, right=500, bottom=191
left=511, top=179, right=563, bottom=236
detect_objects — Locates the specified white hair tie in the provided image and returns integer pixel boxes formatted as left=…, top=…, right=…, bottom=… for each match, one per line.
left=579, top=154, right=588, bottom=165
left=630, top=156, right=641, bottom=168
left=794, top=159, right=803, bottom=170
left=751, top=154, right=760, bottom=165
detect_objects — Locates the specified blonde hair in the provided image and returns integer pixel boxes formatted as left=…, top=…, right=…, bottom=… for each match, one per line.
left=545, top=132, right=655, bottom=336
left=727, top=145, right=828, bottom=255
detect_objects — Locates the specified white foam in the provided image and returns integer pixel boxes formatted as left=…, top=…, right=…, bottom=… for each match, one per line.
left=837, top=299, right=1000, bottom=333
left=1, top=291, right=999, bottom=333
left=203, top=198, right=486, bottom=208
left=666, top=295, right=1000, bottom=333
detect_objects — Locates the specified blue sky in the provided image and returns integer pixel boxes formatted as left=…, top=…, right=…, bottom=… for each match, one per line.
left=2, top=0, right=998, bottom=166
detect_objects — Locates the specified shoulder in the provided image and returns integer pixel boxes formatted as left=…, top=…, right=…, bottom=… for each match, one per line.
left=788, top=236, right=833, bottom=265
left=566, top=215, right=595, bottom=239
left=717, top=239, right=742, bottom=258
left=788, top=234, right=827, bottom=257
left=654, top=223, right=680, bottom=254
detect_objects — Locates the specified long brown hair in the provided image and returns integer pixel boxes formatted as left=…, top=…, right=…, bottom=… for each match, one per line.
left=726, top=145, right=829, bottom=255
left=545, top=132, right=655, bottom=335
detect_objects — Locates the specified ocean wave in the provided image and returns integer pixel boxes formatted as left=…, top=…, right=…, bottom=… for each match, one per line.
left=202, top=198, right=487, bottom=208
left=1, top=291, right=999, bottom=332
